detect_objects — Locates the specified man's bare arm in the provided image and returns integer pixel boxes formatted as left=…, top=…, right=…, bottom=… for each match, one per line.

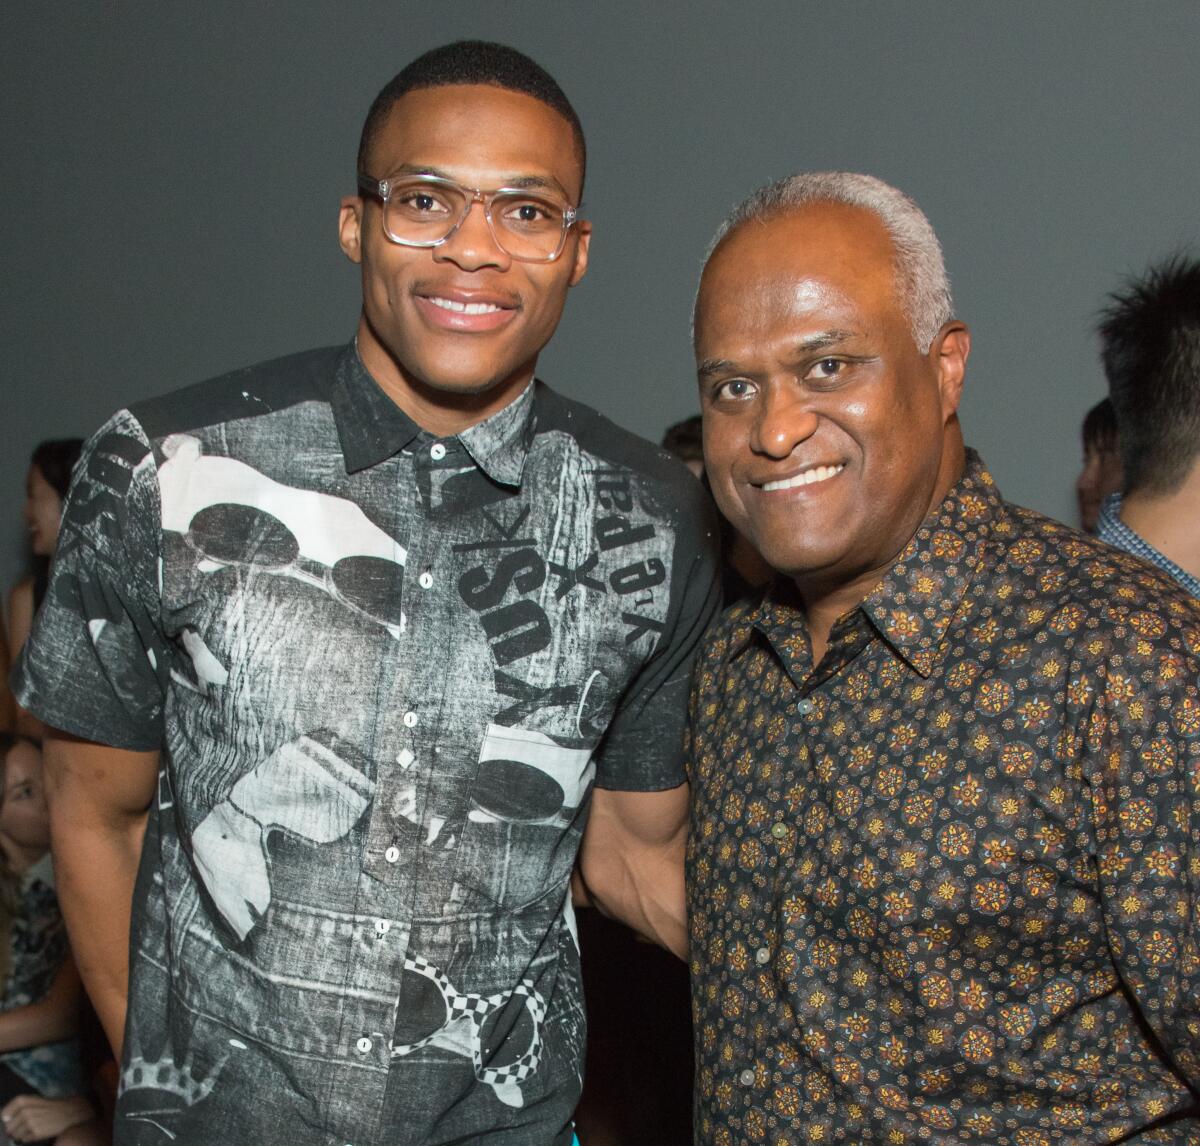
left=42, top=729, right=159, bottom=1059
left=576, top=783, right=689, bottom=960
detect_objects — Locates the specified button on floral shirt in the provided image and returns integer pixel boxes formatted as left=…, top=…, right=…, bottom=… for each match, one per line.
left=686, top=452, right=1200, bottom=1145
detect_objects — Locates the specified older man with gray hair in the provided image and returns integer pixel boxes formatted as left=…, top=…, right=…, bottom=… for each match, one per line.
left=685, top=172, right=1200, bottom=1143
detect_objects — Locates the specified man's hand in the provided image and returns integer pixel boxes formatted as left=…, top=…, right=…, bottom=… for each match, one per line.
left=576, top=783, right=689, bottom=959
left=1, top=1094, right=94, bottom=1142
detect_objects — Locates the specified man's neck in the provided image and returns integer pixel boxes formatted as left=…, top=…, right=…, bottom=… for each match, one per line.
left=1119, top=470, right=1200, bottom=582
left=356, top=319, right=535, bottom=438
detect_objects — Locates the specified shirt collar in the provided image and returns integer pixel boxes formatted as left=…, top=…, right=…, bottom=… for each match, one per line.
left=457, top=380, right=537, bottom=487
left=327, top=342, right=535, bottom=485
left=735, top=450, right=1004, bottom=678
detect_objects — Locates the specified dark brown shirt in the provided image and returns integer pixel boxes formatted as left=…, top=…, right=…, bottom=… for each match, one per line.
left=686, top=453, right=1200, bottom=1145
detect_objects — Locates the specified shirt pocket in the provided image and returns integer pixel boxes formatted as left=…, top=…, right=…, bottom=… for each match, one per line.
left=451, top=723, right=596, bottom=911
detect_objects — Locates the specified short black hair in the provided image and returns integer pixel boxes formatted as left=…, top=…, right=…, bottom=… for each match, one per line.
left=1099, top=255, right=1200, bottom=496
left=357, top=40, right=586, bottom=197
left=1080, top=397, right=1118, bottom=456
left=30, top=438, right=84, bottom=498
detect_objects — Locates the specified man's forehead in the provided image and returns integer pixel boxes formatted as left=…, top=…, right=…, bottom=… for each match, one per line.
left=366, top=84, right=582, bottom=195
left=697, top=205, right=899, bottom=329
left=715, top=203, right=894, bottom=276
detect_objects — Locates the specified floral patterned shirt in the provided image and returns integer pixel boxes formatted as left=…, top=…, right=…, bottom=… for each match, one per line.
left=686, top=452, right=1200, bottom=1145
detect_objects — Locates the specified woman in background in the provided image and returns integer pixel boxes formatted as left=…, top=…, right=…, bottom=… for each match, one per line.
left=0, top=733, right=105, bottom=1145
left=7, top=441, right=83, bottom=740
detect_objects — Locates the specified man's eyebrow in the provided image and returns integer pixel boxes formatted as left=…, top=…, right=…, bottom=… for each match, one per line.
left=793, top=329, right=856, bottom=353
left=696, top=357, right=738, bottom=380
left=696, top=330, right=858, bottom=380
left=388, top=164, right=569, bottom=197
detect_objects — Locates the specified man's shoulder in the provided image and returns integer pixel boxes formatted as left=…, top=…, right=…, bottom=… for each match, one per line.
left=127, top=344, right=343, bottom=442
left=532, top=382, right=704, bottom=496
left=993, top=500, right=1200, bottom=659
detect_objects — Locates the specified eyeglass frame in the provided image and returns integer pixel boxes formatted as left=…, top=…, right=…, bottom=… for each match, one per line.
left=356, top=171, right=582, bottom=264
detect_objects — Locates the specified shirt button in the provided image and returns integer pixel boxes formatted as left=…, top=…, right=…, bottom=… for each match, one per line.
left=385, top=846, right=400, bottom=863
left=375, top=919, right=390, bottom=936
left=418, top=571, right=434, bottom=589
left=756, top=947, right=771, bottom=965
left=403, top=711, right=418, bottom=728
left=795, top=698, right=814, bottom=715
left=771, top=822, right=788, bottom=840
left=739, top=1068, right=756, bottom=1087
left=355, top=1036, right=373, bottom=1054
left=430, top=442, right=446, bottom=460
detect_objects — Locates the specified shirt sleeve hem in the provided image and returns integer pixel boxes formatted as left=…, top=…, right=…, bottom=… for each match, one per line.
left=592, top=766, right=687, bottom=793
left=13, top=687, right=163, bottom=754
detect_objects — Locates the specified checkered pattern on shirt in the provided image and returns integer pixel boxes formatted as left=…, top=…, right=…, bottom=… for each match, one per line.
left=1096, top=492, right=1200, bottom=597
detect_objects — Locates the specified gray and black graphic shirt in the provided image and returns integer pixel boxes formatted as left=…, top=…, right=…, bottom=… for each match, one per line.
left=15, top=344, right=720, bottom=1146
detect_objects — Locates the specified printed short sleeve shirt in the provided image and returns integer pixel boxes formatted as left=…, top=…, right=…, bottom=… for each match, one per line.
left=15, top=343, right=720, bottom=1146
left=686, top=452, right=1200, bottom=1145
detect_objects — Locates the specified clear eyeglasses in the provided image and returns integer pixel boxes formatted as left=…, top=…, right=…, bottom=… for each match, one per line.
left=357, top=172, right=581, bottom=263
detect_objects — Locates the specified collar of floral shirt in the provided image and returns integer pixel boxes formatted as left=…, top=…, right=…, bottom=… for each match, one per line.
left=730, top=450, right=1008, bottom=681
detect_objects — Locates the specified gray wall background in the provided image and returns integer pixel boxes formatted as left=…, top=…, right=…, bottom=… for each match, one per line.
left=2, top=2, right=1198, bottom=598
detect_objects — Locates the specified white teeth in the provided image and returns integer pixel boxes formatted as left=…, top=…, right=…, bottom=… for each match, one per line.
left=761, top=464, right=845, bottom=492
left=427, top=297, right=503, bottom=314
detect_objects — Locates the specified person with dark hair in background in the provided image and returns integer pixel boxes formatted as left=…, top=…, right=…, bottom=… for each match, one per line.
left=0, top=624, right=13, bottom=737
left=1096, top=255, right=1200, bottom=596
left=12, top=40, right=719, bottom=1146
left=7, top=442, right=84, bottom=742
left=1074, top=397, right=1122, bottom=534
left=0, top=733, right=106, bottom=1146
left=686, top=172, right=1200, bottom=1143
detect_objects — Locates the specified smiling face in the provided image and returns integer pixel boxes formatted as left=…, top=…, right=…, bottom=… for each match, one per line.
left=24, top=463, right=64, bottom=557
left=695, top=202, right=969, bottom=608
left=339, top=84, right=591, bottom=434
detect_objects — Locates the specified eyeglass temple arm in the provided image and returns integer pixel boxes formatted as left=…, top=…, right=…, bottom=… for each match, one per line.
left=356, top=174, right=384, bottom=199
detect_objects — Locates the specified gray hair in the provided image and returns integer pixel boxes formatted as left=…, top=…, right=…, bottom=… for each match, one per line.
left=700, top=172, right=953, bottom=353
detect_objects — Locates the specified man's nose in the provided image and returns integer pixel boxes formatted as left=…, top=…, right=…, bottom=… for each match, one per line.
left=751, top=389, right=820, bottom=458
left=433, top=197, right=510, bottom=272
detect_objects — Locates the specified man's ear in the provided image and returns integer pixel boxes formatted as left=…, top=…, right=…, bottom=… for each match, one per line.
left=568, top=220, right=592, bottom=287
left=338, top=196, right=364, bottom=265
left=930, top=320, right=970, bottom=421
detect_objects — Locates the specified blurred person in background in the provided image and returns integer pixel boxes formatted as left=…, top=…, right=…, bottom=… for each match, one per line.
left=0, top=623, right=13, bottom=735
left=1074, top=397, right=1122, bottom=533
left=7, top=442, right=83, bottom=740
left=0, top=733, right=105, bottom=1145
left=1096, top=255, right=1200, bottom=596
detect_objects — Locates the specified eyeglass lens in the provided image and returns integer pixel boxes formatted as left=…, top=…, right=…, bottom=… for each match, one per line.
left=383, top=178, right=569, bottom=260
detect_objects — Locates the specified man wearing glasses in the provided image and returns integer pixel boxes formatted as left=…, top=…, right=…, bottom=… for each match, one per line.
left=14, top=41, right=718, bottom=1145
